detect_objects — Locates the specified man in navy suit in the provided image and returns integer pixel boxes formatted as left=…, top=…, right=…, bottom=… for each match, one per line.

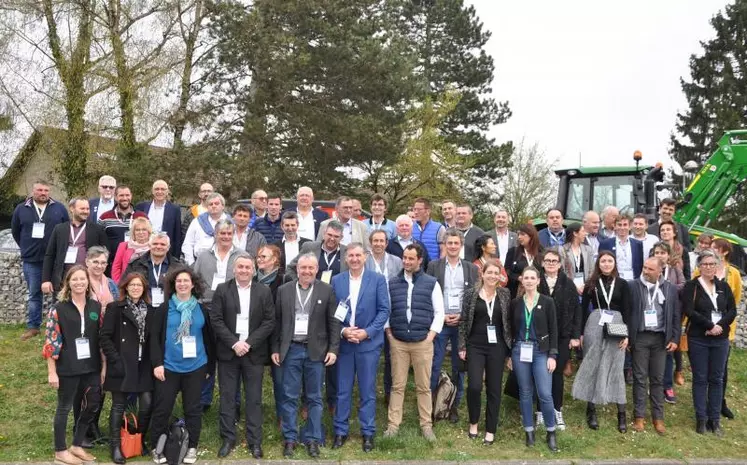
left=598, top=213, right=644, bottom=279
left=87, top=175, right=117, bottom=224
left=135, top=180, right=183, bottom=256
left=330, top=243, right=390, bottom=452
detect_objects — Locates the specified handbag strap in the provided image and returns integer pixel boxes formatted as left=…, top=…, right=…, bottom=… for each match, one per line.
left=122, top=411, right=138, bottom=430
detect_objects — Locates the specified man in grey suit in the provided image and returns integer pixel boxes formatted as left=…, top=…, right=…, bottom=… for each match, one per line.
left=455, top=204, right=484, bottom=262
left=317, top=196, right=369, bottom=249
left=287, top=221, right=348, bottom=283
left=271, top=253, right=340, bottom=459
left=488, top=208, right=517, bottom=266
left=365, top=230, right=403, bottom=281
left=426, top=228, right=479, bottom=423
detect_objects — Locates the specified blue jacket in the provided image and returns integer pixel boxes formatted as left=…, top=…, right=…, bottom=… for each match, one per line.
left=11, top=198, right=69, bottom=263
left=135, top=201, right=183, bottom=256
left=598, top=236, right=644, bottom=280
left=538, top=228, right=566, bottom=249
left=253, top=215, right=284, bottom=243
left=414, top=219, right=443, bottom=262
left=388, top=270, right=437, bottom=342
left=331, top=270, right=390, bottom=353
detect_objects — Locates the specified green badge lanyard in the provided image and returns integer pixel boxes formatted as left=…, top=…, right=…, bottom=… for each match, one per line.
left=523, top=294, right=538, bottom=341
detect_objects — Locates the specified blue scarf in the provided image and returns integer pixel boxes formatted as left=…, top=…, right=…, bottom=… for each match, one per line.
left=170, top=294, right=199, bottom=344
left=197, top=212, right=232, bottom=236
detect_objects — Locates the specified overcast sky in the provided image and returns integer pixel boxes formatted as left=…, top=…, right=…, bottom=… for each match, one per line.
left=467, top=0, right=731, bottom=171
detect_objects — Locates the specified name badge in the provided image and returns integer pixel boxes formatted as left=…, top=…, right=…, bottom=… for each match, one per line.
left=320, top=270, right=333, bottom=284
left=334, top=302, right=348, bottom=322
left=487, top=325, right=497, bottom=344
left=32, top=222, right=45, bottom=239
left=236, top=313, right=249, bottom=341
left=295, top=314, right=309, bottom=336
left=65, top=246, right=78, bottom=264
left=151, top=288, right=165, bottom=306
left=712, top=312, right=722, bottom=325
left=124, top=232, right=131, bottom=243
left=182, top=335, right=197, bottom=358
left=447, top=292, right=462, bottom=314
left=519, top=342, right=533, bottom=363
left=211, top=273, right=225, bottom=291
left=573, top=273, right=584, bottom=287
left=75, top=337, right=91, bottom=360
left=599, top=310, right=614, bottom=326
left=644, top=309, right=658, bottom=328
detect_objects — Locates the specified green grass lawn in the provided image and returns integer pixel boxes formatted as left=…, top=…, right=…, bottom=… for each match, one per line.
left=1, top=324, right=746, bottom=462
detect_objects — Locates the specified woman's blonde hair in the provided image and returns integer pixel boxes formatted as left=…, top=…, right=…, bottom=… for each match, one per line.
left=57, top=265, right=91, bottom=302
left=129, top=216, right=153, bottom=242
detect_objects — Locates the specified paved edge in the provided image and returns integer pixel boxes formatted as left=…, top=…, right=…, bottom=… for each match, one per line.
left=4, top=460, right=747, bottom=465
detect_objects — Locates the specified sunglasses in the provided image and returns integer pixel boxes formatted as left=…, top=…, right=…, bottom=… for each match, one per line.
left=100, top=185, right=115, bottom=190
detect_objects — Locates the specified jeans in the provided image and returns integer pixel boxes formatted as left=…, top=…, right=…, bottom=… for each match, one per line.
left=22, top=261, right=43, bottom=329
left=281, top=343, right=325, bottom=443
left=663, top=350, right=683, bottom=390
left=687, top=336, right=729, bottom=421
left=150, top=366, right=206, bottom=448
left=430, top=325, right=464, bottom=406
left=54, top=373, right=101, bottom=451
left=511, top=344, right=555, bottom=432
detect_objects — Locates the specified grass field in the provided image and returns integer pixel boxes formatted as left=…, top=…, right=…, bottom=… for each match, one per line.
left=0, top=324, right=746, bottom=462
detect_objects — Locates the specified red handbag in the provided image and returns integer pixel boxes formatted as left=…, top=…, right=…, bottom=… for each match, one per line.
left=120, top=412, right=142, bottom=458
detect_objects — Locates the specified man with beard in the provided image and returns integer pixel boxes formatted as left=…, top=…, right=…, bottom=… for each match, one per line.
left=98, top=185, right=142, bottom=261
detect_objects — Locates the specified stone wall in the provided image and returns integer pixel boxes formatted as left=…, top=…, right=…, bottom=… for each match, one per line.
left=0, top=251, right=31, bottom=324
left=734, top=278, right=747, bottom=349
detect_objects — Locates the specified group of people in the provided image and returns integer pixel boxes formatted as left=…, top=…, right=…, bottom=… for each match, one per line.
left=9, top=176, right=741, bottom=463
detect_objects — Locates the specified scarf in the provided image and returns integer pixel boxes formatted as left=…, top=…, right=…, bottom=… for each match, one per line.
left=197, top=212, right=231, bottom=237
left=90, top=274, right=114, bottom=309
left=126, top=296, right=148, bottom=346
left=127, top=238, right=151, bottom=263
left=170, top=293, right=198, bottom=344
left=256, top=268, right=279, bottom=286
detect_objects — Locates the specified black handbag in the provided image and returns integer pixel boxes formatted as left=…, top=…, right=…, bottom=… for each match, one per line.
left=603, top=322, right=628, bottom=339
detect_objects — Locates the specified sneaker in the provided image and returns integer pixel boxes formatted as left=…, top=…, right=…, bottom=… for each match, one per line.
left=152, top=451, right=166, bottom=464
left=554, top=409, right=566, bottom=431
left=535, top=411, right=544, bottom=428
left=664, top=389, right=677, bottom=404
left=183, top=448, right=198, bottom=464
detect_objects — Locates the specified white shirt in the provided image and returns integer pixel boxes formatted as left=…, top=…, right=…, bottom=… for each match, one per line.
left=384, top=273, right=445, bottom=333
left=634, top=233, right=659, bottom=260
left=148, top=202, right=166, bottom=233
left=233, top=228, right=248, bottom=250
left=348, top=272, right=363, bottom=327
left=97, top=198, right=115, bottom=220
left=297, top=209, right=316, bottom=240
left=215, top=247, right=233, bottom=278
left=182, top=214, right=227, bottom=265
left=495, top=229, right=510, bottom=265
left=283, top=238, right=300, bottom=266
left=341, top=219, right=353, bottom=245
left=615, top=237, right=634, bottom=280
left=398, top=236, right=413, bottom=249
left=237, top=282, right=252, bottom=316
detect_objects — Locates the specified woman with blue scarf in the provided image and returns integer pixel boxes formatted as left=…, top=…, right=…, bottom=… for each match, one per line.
left=149, top=267, right=214, bottom=465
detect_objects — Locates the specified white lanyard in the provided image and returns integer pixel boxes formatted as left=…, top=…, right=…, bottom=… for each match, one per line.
left=323, top=250, right=338, bottom=269
left=598, top=278, right=616, bottom=310
left=296, top=285, right=314, bottom=312
left=371, top=219, right=384, bottom=230
left=35, top=203, right=47, bottom=221
left=374, top=254, right=388, bottom=275
left=153, top=263, right=163, bottom=286
left=549, top=231, right=563, bottom=245
left=572, top=247, right=581, bottom=272
left=664, top=266, right=670, bottom=281
left=79, top=308, right=86, bottom=336
left=698, top=277, right=718, bottom=308
left=485, top=292, right=496, bottom=320
left=646, top=280, right=661, bottom=309
left=524, top=251, right=534, bottom=265
left=70, top=223, right=86, bottom=244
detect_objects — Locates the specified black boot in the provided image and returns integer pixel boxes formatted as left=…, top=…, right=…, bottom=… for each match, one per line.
left=711, top=420, right=724, bottom=437
left=617, top=411, right=627, bottom=433
left=525, top=430, right=535, bottom=447
left=586, top=403, right=598, bottom=430
left=696, top=419, right=707, bottom=434
left=140, top=436, right=150, bottom=456
left=111, top=441, right=126, bottom=464
left=546, top=431, right=558, bottom=452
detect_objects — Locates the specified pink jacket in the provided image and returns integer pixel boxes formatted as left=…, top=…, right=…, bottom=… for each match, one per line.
left=111, top=242, right=135, bottom=283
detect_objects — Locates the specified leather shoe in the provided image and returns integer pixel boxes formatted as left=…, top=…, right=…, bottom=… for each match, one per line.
left=633, top=417, right=645, bottom=432
left=79, top=438, right=95, bottom=450
left=217, top=440, right=235, bottom=458
left=249, top=444, right=263, bottom=459
left=332, top=435, right=347, bottom=449
left=696, top=419, right=707, bottom=434
left=283, top=441, right=296, bottom=458
left=448, top=405, right=459, bottom=424
left=362, top=435, right=374, bottom=452
left=546, top=431, right=558, bottom=452
left=111, top=444, right=125, bottom=464
left=525, top=430, right=535, bottom=447
left=306, top=440, right=320, bottom=458
left=652, top=419, right=666, bottom=435
left=20, top=328, right=39, bottom=341
left=586, top=404, right=598, bottom=430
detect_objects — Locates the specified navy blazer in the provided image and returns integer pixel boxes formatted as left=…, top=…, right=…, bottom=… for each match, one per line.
left=87, top=198, right=114, bottom=225
left=135, top=201, right=183, bottom=256
left=386, top=237, right=430, bottom=270
left=331, top=270, right=390, bottom=354
left=598, top=236, right=644, bottom=279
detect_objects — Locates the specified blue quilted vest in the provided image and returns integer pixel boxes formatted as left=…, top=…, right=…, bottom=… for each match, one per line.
left=416, top=220, right=442, bottom=261
left=388, top=271, right=437, bottom=342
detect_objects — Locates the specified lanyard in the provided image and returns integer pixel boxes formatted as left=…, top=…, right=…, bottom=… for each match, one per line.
left=35, top=203, right=47, bottom=222
left=524, top=251, right=534, bottom=265
left=664, top=266, right=669, bottom=281
left=296, top=284, right=314, bottom=312
left=645, top=280, right=661, bottom=309
left=153, top=263, right=163, bottom=286
left=115, top=209, right=130, bottom=224
left=70, top=223, right=86, bottom=244
left=698, top=277, right=718, bottom=308
left=371, top=218, right=384, bottom=230
left=523, top=293, right=538, bottom=340
left=485, top=292, right=497, bottom=320
left=323, top=250, right=338, bottom=269
left=571, top=246, right=581, bottom=272
left=598, top=278, right=616, bottom=310
left=549, top=230, right=563, bottom=245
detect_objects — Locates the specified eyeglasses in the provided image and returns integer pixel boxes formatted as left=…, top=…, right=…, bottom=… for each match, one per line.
left=543, top=259, right=560, bottom=264
left=100, top=185, right=115, bottom=190
left=700, top=262, right=718, bottom=268
left=127, top=282, right=144, bottom=288
left=89, top=260, right=107, bottom=266
left=257, top=255, right=273, bottom=261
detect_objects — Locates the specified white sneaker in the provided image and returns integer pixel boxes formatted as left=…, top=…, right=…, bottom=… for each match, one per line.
left=535, top=411, right=544, bottom=428
left=555, top=409, right=566, bottom=431
left=152, top=452, right=167, bottom=464
left=183, top=448, right=198, bottom=464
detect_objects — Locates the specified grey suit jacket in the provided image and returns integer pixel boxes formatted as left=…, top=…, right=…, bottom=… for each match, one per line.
left=559, top=243, right=596, bottom=282
left=286, top=241, right=348, bottom=282
left=488, top=229, right=518, bottom=263
left=426, top=258, right=480, bottom=291
left=364, top=253, right=403, bottom=281
left=462, top=226, right=486, bottom=263
left=316, top=218, right=370, bottom=249
left=271, top=280, right=340, bottom=363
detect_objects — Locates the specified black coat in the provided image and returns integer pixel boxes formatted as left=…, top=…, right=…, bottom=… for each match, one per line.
left=209, top=279, right=275, bottom=364
left=272, top=237, right=312, bottom=274
left=505, top=246, right=543, bottom=299
left=149, top=300, right=215, bottom=375
left=42, top=222, right=108, bottom=289
left=682, top=278, right=737, bottom=340
left=538, top=272, right=582, bottom=340
left=99, top=300, right=158, bottom=392
left=508, top=293, right=558, bottom=356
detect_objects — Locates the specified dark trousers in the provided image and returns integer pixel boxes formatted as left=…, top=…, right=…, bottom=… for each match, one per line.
left=551, top=338, right=571, bottom=410
left=150, top=365, right=206, bottom=448
left=383, top=337, right=392, bottom=396
left=110, top=391, right=152, bottom=446
left=281, top=343, right=324, bottom=443
left=663, top=350, right=683, bottom=390
left=688, top=336, right=729, bottom=421
left=632, top=332, right=667, bottom=420
left=54, top=372, right=101, bottom=451
left=431, top=325, right=464, bottom=406
left=333, top=348, right=380, bottom=436
left=218, top=358, right=264, bottom=445
left=466, top=343, right=506, bottom=434
left=723, top=345, right=731, bottom=407
left=326, top=365, right=338, bottom=410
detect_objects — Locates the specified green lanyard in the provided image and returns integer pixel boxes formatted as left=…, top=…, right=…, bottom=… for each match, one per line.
left=523, top=293, right=538, bottom=341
